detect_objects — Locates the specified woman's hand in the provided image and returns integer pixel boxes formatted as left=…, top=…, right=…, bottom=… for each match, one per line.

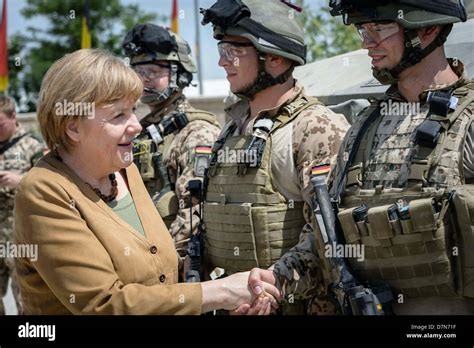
left=229, top=268, right=280, bottom=315
left=200, top=270, right=281, bottom=314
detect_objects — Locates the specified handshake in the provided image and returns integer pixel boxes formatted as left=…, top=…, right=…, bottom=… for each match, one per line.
left=201, top=268, right=282, bottom=315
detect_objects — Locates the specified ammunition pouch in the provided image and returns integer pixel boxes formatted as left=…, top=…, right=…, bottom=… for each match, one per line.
left=451, top=184, right=474, bottom=298
left=337, top=185, right=474, bottom=299
left=134, top=139, right=158, bottom=181
left=154, top=190, right=179, bottom=228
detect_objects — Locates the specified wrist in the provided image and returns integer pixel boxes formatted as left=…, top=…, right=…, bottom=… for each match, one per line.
left=200, top=278, right=229, bottom=313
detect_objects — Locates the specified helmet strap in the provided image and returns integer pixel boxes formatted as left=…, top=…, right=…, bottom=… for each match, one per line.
left=235, top=54, right=294, bottom=100
left=140, top=61, right=181, bottom=108
left=373, top=25, right=453, bottom=85
left=141, top=92, right=184, bottom=128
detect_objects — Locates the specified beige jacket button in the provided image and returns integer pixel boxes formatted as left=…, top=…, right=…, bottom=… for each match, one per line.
left=159, top=274, right=166, bottom=283
left=150, top=246, right=158, bottom=254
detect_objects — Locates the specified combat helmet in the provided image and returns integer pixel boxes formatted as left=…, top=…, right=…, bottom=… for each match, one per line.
left=200, top=0, right=307, bottom=99
left=329, top=0, right=468, bottom=84
left=123, top=24, right=197, bottom=107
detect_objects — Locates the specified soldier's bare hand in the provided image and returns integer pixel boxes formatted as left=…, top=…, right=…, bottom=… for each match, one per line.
left=0, top=171, right=23, bottom=188
left=230, top=295, right=277, bottom=315
left=248, top=267, right=281, bottom=307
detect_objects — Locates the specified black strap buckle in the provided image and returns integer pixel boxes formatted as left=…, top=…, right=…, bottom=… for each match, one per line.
left=414, top=119, right=442, bottom=148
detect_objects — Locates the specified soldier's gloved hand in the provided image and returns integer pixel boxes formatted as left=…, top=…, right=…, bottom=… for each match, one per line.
left=230, top=268, right=281, bottom=315
left=0, top=171, right=23, bottom=188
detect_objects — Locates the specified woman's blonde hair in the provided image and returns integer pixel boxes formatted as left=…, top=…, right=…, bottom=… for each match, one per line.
left=37, top=48, right=143, bottom=151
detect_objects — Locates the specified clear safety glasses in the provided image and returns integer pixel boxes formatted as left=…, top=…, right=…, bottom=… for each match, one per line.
left=217, top=41, right=254, bottom=61
left=133, top=63, right=170, bottom=80
left=355, top=22, right=400, bottom=44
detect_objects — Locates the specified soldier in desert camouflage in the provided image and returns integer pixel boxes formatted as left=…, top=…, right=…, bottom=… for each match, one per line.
left=327, top=0, right=474, bottom=315
left=200, top=0, right=350, bottom=314
left=0, top=96, right=44, bottom=314
left=123, top=24, right=221, bottom=274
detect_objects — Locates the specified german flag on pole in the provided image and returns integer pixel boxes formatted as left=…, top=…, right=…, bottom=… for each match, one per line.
left=171, top=0, right=179, bottom=33
left=81, top=0, right=91, bottom=49
left=0, top=0, right=8, bottom=93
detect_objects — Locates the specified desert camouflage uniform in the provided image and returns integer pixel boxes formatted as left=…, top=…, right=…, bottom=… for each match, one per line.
left=0, top=125, right=44, bottom=314
left=204, top=84, right=350, bottom=314
left=137, top=95, right=221, bottom=263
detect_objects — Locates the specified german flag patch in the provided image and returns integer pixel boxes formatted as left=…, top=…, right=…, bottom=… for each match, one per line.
left=195, top=146, right=212, bottom=154
left=311, top=164, right=331, bottom=176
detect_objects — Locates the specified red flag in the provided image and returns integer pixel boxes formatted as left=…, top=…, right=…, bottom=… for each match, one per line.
left=171, top=0, right=179, bottom=33
left=0, top=0, right=8, bottom=92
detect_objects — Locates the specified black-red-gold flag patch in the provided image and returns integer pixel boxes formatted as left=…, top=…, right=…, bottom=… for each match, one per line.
left=195, top=146, right=212, bottom=154
left=311, top=164, right=330, bottom=176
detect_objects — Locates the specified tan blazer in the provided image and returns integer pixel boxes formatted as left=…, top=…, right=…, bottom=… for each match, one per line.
left=14, top=153, right=202, bottom=314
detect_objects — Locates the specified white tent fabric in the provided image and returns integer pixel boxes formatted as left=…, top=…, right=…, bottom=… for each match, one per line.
left=294, top=18, right=474, bottom=105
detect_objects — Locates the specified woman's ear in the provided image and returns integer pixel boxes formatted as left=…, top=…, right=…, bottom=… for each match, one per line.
left=65, top=118, right=81, bottom=144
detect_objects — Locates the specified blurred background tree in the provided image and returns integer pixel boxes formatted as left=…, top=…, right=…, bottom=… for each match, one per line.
left=7, top=0, right=362, bottom=111
left=296, top=0, right=360, bottom=63
left=9, top=0, right=164, bottom=111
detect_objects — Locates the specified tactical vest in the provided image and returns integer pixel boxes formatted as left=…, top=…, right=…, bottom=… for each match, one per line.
left=134, top=110, right=220, bottom=227
left=204, top=96, right=320, bottom=274
left=333, top=82, right=474, bottom=299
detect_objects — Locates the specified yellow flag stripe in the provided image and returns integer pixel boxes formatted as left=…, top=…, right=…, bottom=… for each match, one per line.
left=81, top=16, right=91, bottom=49
left=0, top=75, right=8, bottom=92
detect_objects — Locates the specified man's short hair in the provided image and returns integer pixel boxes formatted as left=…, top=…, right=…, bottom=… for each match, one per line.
left=0, top=96, right=17, bottom=118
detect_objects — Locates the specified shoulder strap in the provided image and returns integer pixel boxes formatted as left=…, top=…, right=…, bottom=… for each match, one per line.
left=186, top=110, right=221, bottom=129
left=206, top=121, right=238, bottom=178
left=333, top=102, right=383, bottom=202
left=409, top=83, right=474, bottom=185
left=271, top=96, right=321, bottom=133
left=0, top=133, right=30, bottom=155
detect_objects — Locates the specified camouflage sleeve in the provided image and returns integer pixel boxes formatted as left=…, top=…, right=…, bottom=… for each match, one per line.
left=271, top=104, right=350, bottom=300
left=166, top=120, right=221, bottom=256
left=26, top=136, right=46, bottom=167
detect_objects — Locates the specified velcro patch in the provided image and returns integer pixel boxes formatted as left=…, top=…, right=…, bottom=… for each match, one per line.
left=195, top=146, right=212, bottom=154
left=311, top=164, right=330, bottom=176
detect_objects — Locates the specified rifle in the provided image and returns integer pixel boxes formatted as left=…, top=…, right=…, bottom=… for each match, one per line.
left=310, top=175, right=391, bottom=315
left=185, top=179, right=205, bottom=283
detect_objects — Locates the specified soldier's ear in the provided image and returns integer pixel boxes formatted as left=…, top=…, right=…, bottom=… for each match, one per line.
left=265, top=54, right=292, bottom=78
left=265, top=54, right=285, bottom=68
left=418, top=25, right=442, bottom=47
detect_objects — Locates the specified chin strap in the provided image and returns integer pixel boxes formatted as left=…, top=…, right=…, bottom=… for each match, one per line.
left=140, top=93, right=183, bottom=128
left=235, top=54, right=294, bottom=100
left=373, top=24, right=453, bottom=85
left=140, top=61, right=182, bottom=108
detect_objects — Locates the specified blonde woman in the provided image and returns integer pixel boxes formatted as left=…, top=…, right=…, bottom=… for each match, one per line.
left=14, top=49, right=279, bottom=315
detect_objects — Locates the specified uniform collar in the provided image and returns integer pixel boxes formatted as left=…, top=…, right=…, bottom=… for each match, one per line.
left=225, top=82, right=305, bottom=129
left=385, top=59, right=470, bottom=102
